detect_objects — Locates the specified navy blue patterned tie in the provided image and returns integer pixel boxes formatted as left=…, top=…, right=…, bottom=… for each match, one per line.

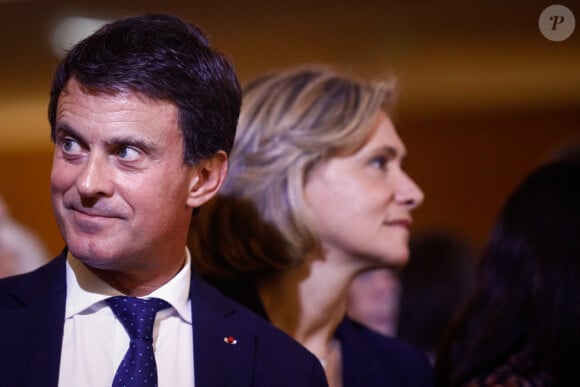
left=106, top=296, right=170, bottom=387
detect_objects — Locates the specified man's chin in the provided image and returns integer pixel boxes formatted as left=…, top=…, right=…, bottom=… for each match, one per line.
left=67, top=242, right=120, bottom=269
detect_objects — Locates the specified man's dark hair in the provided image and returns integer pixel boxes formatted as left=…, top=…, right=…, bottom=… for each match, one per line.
left=48, top=13, right=241, bottom=164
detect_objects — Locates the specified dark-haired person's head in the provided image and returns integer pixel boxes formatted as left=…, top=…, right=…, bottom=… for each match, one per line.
left=48, top=13, right=241, bottom=295
left=48, top=13, right=241, bottom=164
left=435, top=161, right=580, bottom=386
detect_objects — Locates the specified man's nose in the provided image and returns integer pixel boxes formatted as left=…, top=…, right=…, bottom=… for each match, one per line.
left=76, top=154, right=114, bottom=198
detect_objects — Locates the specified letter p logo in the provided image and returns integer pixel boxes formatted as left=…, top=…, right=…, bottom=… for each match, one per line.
left=539, top=5, right=576, bottom=41
left=550, top=15, right=565, bottom=30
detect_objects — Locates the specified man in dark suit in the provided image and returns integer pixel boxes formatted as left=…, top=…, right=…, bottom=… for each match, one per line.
left=0, top=13, right=327, bottom=387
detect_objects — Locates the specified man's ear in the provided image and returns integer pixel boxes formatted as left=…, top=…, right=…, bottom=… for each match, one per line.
left=186, top=151, right=228, bottom=208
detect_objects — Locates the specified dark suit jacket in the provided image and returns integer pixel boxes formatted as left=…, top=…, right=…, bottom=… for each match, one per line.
left=0, top=251, right=328, bottom=387
left=338, top=318, right=433, bottom=387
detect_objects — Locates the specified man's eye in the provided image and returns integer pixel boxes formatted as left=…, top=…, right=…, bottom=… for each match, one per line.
left=61, top=138, right=82, bottom=155
left=118, top=146, right=141, bottom=161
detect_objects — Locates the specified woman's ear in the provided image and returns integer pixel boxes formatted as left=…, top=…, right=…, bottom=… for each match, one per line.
left=186, top=150, right=228, bottom=208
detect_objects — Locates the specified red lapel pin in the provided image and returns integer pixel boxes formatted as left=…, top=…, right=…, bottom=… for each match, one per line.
left=224, top=336, right=237, bottom=345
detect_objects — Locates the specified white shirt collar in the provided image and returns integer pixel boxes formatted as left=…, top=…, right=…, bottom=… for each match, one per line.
left=65, top=249, right=192, bottom=323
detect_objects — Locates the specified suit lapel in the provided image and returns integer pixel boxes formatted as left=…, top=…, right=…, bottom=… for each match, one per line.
left=0, top=253, right=67, bottom=386
left=190, top=272, right=256, bottom=387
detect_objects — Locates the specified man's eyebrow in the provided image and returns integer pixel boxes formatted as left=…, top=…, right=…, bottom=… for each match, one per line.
left=105, top=135, right=157, bottom=153
left=54, top=123, right=83, bottom=140
left=54, top=122, right=156, bottom=152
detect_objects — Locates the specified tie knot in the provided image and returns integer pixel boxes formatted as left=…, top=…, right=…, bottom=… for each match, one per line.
left=106, top=296, right=170, bottom=341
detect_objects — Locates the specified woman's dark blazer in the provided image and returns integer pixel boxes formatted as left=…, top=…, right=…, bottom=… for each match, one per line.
left=210, top=276, right=434, bottom=387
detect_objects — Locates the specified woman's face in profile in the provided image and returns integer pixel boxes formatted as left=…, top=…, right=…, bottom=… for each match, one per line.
left=303, top=111, right=424, bottom=269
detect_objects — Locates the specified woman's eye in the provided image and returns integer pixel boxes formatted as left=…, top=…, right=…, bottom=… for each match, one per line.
left=371, top=156, right=389, bottom=170
left=117, top=146, right=141, bottom=161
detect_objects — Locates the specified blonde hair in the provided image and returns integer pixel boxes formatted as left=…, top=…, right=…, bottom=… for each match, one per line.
left=190, top=65, right=396, bottom=277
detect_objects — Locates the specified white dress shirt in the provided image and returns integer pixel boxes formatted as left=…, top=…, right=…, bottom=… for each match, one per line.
left=58, top=250, right=195, bottom=387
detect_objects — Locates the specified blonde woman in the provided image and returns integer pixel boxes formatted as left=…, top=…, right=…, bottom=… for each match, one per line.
left=189, top=66, right=432, bottom=387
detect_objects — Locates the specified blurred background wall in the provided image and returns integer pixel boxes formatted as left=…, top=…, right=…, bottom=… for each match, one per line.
left=0, top=0, right=578, bottom=257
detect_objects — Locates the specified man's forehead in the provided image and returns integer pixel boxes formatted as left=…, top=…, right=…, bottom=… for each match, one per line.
left=57, top=81, right=178, bottom=120
left=60, top=78, right=160, bottom=106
